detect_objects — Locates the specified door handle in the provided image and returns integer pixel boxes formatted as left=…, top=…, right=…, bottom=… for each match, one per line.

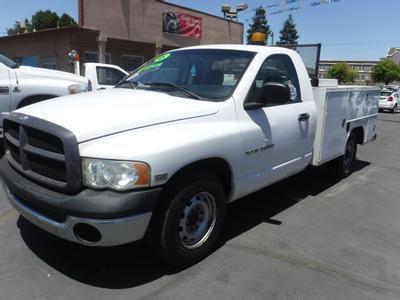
left=298, top=113, right=310, bottom=121
left=0, top=86, right=9, bottom=94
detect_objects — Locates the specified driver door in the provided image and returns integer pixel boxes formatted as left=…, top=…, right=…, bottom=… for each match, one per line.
left=236, top=54, right=315, bottom=196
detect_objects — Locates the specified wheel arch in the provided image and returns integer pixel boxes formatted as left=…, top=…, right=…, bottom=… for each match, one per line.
left=16, top=94, right=58, bottom=109
left=164, top=157, right=233, bottom=201
left=351, top=126, right=364, bottom=145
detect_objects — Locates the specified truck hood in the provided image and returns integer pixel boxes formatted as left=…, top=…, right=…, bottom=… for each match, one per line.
left=16, top=66, right=88, bottom=85
left=16, top=88, right=220, bottom=142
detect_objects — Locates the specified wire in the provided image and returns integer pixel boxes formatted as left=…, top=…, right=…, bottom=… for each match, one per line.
left=323, top=41, right=400, bottom=46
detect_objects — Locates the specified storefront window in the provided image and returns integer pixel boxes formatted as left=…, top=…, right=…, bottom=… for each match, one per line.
left=83, top=51, right=111, bottom=64
left=122, top=55, right=144, bottom=72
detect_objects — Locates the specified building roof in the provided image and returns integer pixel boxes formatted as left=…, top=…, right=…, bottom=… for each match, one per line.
left=387, top=47, right=400, bottom=57
left=0, top=26, right=99, bottom=41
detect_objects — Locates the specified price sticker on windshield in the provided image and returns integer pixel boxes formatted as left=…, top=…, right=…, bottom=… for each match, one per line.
left=154, top=53, right=171, bottom=63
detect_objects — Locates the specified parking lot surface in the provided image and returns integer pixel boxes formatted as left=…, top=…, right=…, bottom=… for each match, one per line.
left=1, top=112, right=400, bottom=299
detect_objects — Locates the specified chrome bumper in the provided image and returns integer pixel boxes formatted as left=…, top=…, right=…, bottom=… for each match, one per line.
left=4, top=185, right=152, bottom=246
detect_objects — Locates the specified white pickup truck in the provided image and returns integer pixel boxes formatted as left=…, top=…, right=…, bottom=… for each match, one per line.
left=0, top=45, right=379, bottom=266
left=0, top=54, right=128, bottom=135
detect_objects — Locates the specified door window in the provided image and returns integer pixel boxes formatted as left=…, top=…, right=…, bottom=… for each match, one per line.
left=249, top=54, right=301, bottom=105
left=96, top=67, right=126, bottom=86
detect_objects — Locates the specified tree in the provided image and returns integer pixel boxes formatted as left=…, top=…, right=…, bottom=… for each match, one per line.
left=58, top=13, right=77, bottom=27
left=276, top=14, right=299, bottom=45
left=6, top=11, right=77, bottom=35
left=246, top=6, right=271, bottom=45
left=31, top=10, right=59, bottom=31
left=6, top=18, right=32, bottom=35
left=327, top=62, right=358, bottom=84
left=371, top=59, right=400, bottom=85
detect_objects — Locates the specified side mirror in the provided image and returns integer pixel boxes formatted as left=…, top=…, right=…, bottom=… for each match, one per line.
left=244, top=82, right=291, bottom=110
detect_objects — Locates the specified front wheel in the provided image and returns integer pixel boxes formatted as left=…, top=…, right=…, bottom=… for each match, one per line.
left=330, top=132, right=357, bottom=179
left=146, top=173, right=226, bottom=266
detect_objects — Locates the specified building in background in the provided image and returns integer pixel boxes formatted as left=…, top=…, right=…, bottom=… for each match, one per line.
left=385, top=47, right=400, bottom=64
left=319, top=60, right=378, bottom=85
left=0, top=0, right=243, bottom=73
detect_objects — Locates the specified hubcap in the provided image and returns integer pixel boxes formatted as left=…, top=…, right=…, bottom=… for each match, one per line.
left=178, top=191, right=217, bottom=249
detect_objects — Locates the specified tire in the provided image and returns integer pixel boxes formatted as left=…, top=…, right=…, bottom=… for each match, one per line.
left=392, top=104, right=398, bottom=113
left=330, top=132, right=357, bottom=179
left=146, top=172, right=226, bottom=266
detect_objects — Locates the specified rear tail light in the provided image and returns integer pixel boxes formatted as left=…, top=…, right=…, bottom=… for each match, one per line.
left=388, top=96, right=393, bottom=101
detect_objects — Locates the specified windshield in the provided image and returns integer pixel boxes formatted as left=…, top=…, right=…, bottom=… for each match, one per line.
left=380, top=91, right=393, bottom=97
left=0, top=54, right=17, bottom=68
left=117, top=49, right=256, bottom=101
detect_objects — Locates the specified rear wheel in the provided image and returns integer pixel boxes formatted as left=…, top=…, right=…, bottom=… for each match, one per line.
left=331, top=132, right=357, bottom=179
left=146, top=172, right=226, bottom=266
left=392, top=104, right=398, bottom=113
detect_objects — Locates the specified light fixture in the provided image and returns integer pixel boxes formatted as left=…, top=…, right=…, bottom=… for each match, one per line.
left=222, top=3, right=248, bottom=20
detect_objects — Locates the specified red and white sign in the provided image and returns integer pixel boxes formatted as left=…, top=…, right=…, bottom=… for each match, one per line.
left=162, top=11, right=202, bottom=39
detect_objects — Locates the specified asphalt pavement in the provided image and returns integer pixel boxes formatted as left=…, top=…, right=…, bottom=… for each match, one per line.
left=1, top=112, right=400, bottom=299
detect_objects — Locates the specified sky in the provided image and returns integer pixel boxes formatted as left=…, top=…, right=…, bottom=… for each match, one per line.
left=0, top=0, right=399, bottom=61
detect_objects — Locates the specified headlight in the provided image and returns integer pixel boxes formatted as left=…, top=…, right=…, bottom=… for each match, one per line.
left=68, top=84, right=88, bottom=95
left=82, top=158, right=151, bottom=191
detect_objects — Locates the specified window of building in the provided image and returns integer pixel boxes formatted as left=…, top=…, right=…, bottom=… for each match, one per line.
left=121, top=55, right=144, bottom=72
left=83, top=51, right=111, bottom=64
left=40, top=57, right=57, bottom=70
left=364, top=66, right=372, bottom=72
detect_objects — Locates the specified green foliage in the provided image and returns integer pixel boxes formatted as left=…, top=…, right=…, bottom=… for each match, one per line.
left=371, top=59, right=400, bottom=85
left=246, top=6, right=271, bottom=45
left=327, top=62, right=358, bottom=84
left=58, top=13, right=77, bottom=28
left=6, top=11, right=76, bottom=36
left=31, top=10, right=59, bottom=31
left=276, top=14, right=299, bottom=45
left=6, top=18, right=32, bottom=35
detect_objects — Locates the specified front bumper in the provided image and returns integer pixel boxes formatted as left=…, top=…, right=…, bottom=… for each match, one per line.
left=0, top=157, right=161, bottom=246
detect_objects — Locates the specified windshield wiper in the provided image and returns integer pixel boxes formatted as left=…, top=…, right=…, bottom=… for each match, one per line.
left=144, top=82, right=203, bottom=100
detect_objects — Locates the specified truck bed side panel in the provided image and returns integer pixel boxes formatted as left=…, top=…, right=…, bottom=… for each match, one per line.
left=312, top=86, right=379, bottom=166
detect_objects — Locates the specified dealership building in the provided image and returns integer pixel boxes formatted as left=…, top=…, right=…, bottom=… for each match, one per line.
left=0, top=0, right=244, bottom=72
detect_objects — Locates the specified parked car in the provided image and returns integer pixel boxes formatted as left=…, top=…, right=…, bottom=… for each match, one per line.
left=379, top=89, right=398, bottom=113
left=0, top=54, right=129, bottom=136
left=0, top=45, right=379, bottom=266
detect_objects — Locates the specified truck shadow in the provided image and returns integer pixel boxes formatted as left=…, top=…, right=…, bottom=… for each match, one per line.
left=18, top=159, right=370, bottom=289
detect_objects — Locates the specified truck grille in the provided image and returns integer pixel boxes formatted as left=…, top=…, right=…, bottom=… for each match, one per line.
left=3, top=113, right=82, bottom=193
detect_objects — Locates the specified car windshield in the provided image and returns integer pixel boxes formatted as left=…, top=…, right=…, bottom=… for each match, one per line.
left=116, top=49, right=256, bottom=101
left=0, top=54, right=17, bottom=68
left=380, top=91, right=393, bottom=97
